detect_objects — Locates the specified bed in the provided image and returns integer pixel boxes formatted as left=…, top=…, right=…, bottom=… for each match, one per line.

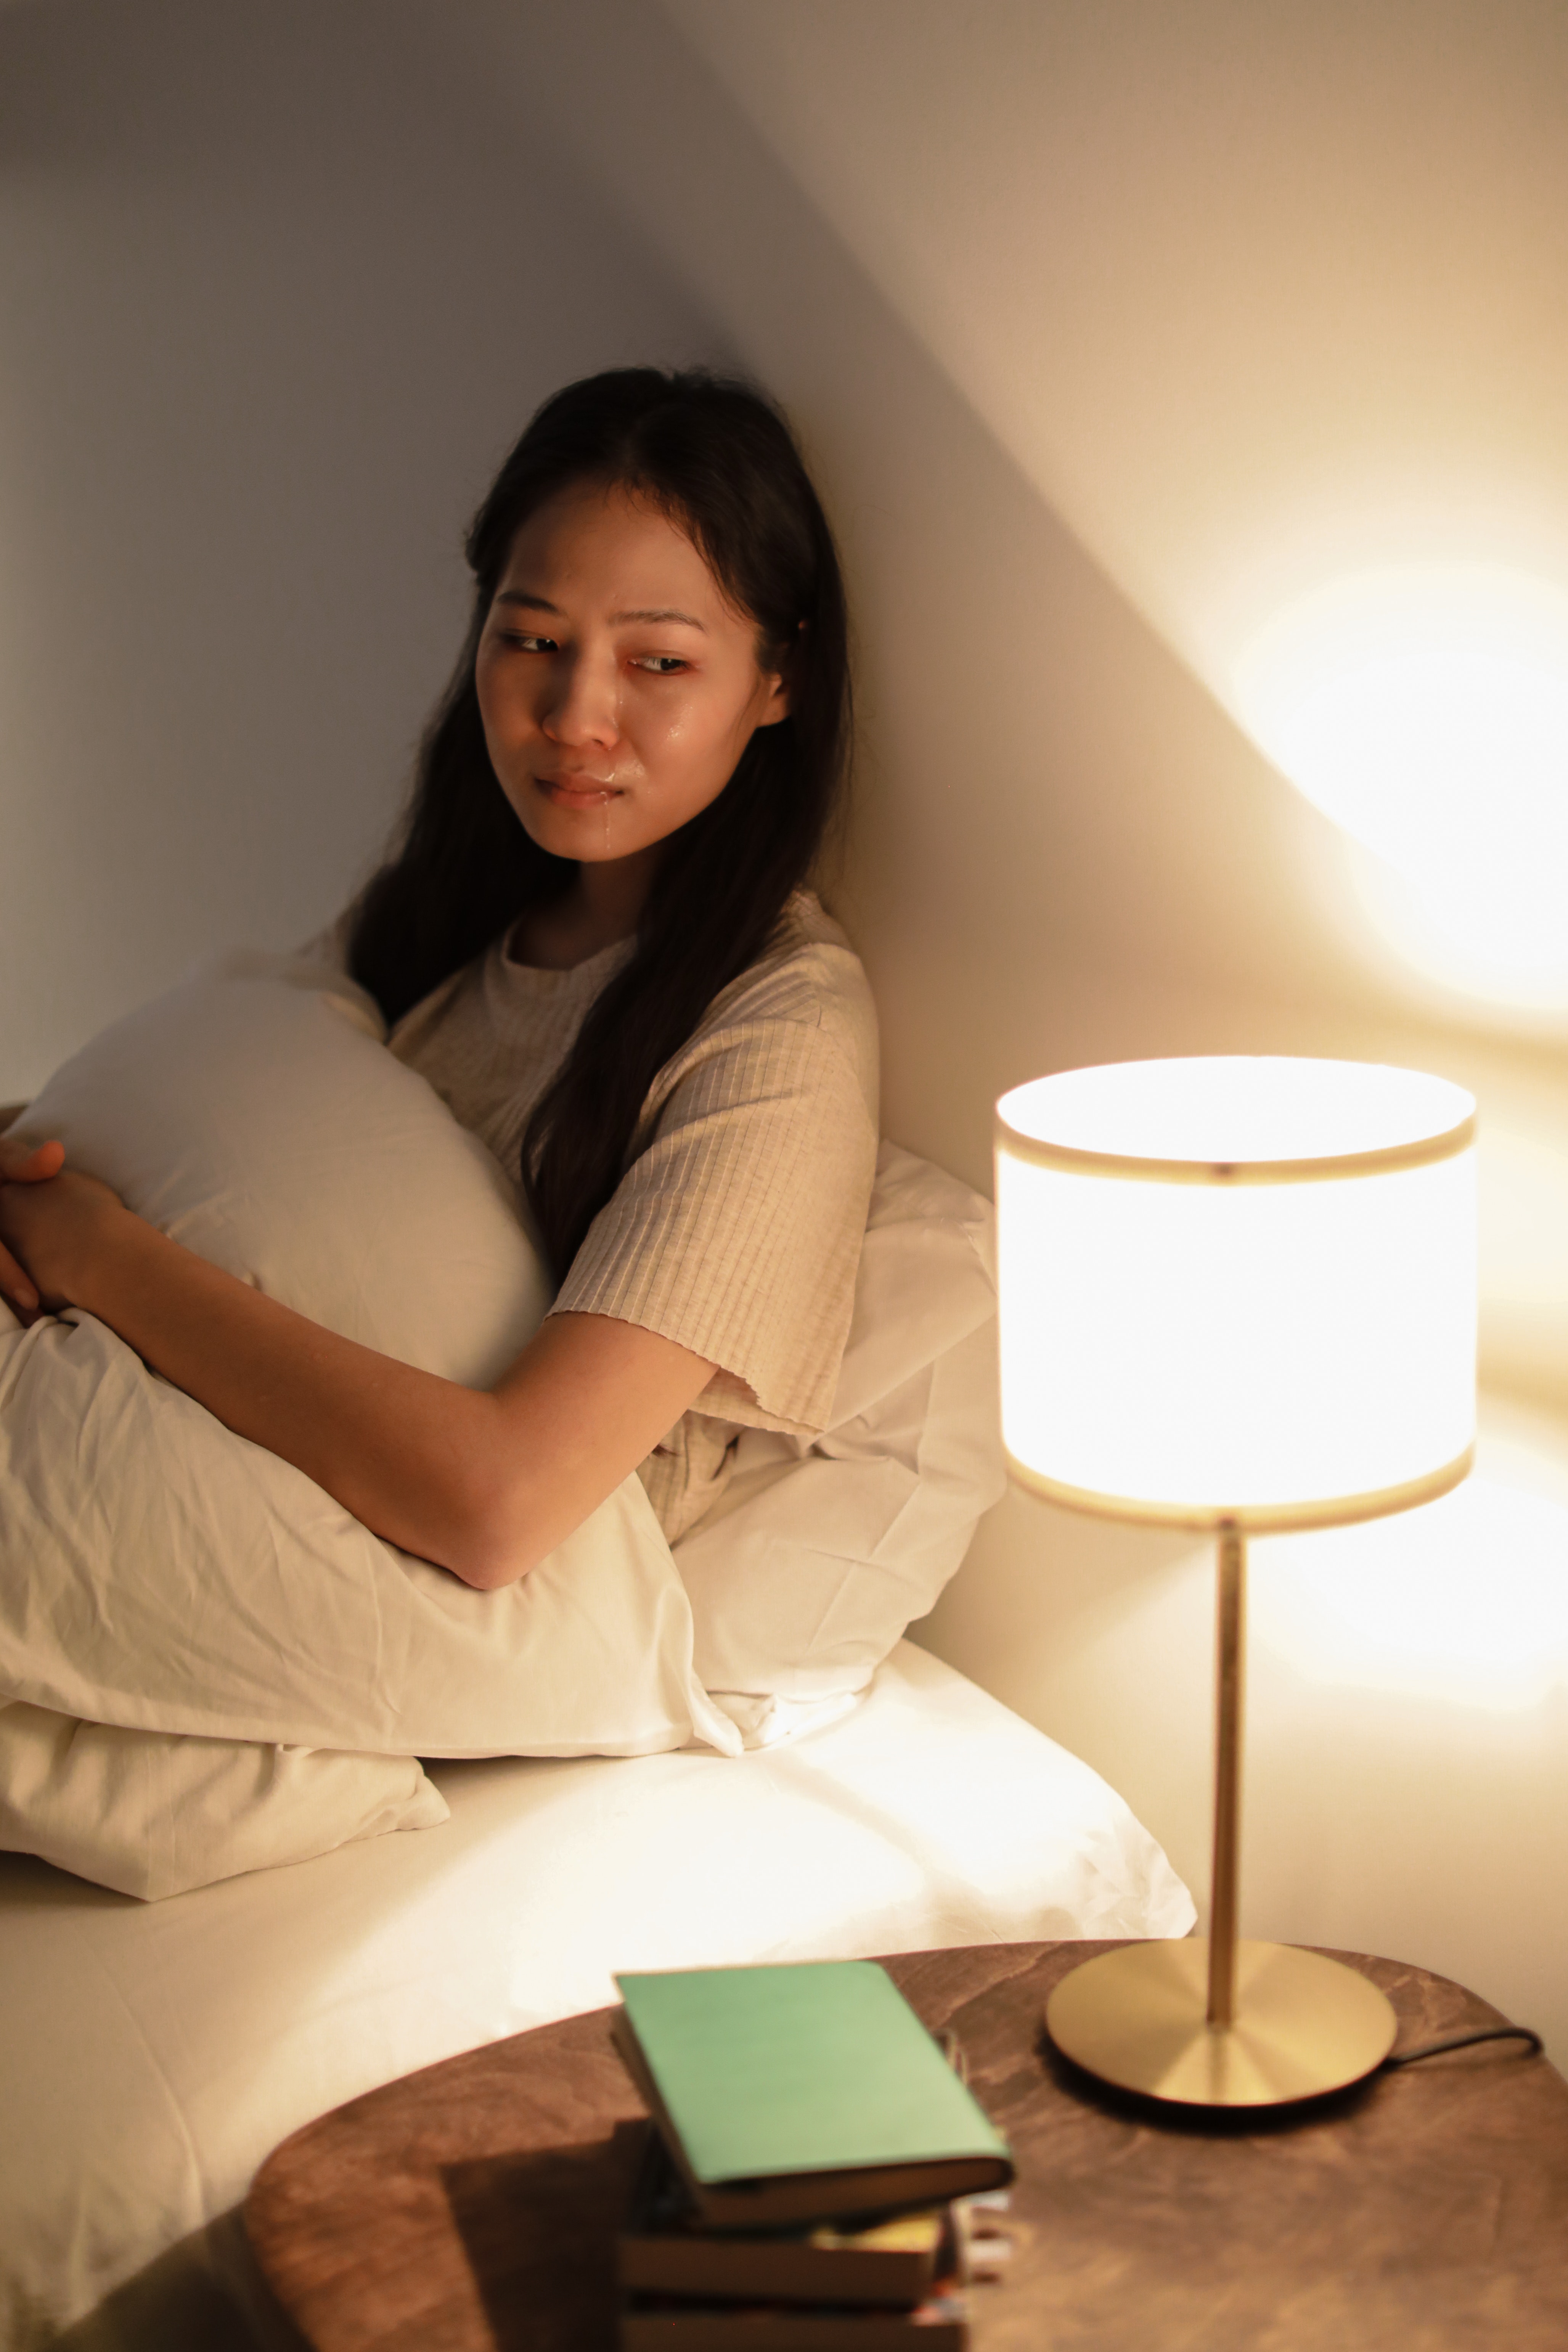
left=0, top=1639, right=1192, bottom=2349
left=0, top=963, right=1193, bottom=2343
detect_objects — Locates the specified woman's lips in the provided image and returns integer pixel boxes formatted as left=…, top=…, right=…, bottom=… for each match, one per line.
left=535, top=773, right=621, bottom=810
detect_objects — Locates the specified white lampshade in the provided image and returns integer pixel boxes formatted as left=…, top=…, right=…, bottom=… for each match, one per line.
left=995, top=1057, right=1477, bottom=1530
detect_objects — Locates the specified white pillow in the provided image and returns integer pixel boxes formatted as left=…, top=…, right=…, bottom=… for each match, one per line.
left=8, top=948, right=553, bottom=1384
left=0, top=1701, right=447, bottom=1902
left=675, top=1141, right=1006, bottom=1716
left=0, top=956, right=737, bottom=1894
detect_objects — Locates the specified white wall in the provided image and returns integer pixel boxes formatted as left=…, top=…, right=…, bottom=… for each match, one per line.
left=6, top=0, right=1567, bottom=2066
left=0, top=0, right=722, bottom=1099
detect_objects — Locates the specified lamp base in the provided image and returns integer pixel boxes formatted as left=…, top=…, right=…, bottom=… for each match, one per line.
left=1044, top=1939, right=1397, bottom=2106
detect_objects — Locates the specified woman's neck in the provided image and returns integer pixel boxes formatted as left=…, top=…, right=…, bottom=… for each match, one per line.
left=510, top=848, right=659, bottom=971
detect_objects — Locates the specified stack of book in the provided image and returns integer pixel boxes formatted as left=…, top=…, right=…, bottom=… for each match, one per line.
left=610, top=1959, right=1015, bottom=2349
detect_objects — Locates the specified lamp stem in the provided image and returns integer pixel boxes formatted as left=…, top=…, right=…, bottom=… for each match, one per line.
left=1207, top=1523, right=1246, bottom=2029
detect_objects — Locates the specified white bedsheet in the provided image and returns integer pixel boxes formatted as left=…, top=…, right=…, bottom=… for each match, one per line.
left=0, top=1643, right=1193, bottom=2349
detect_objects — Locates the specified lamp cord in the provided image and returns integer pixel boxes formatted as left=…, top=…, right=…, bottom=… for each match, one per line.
left=1385, top=2023, right=1544, bottom=2069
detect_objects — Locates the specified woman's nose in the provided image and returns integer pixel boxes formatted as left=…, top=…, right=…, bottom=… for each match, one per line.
left=540, top=651, right=619, bottom=749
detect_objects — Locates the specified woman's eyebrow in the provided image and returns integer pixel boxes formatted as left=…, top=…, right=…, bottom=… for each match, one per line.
left=493, top=590, right=707, bottom=632
left=609, top=606, right=707, bottom=631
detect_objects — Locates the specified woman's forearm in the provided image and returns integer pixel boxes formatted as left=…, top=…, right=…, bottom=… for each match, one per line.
left=2, top=1165, right=715, bottom=1582
left=55, top=1217, right=713, bottom=1587
left=77, top=1220, right=530, bottom=1577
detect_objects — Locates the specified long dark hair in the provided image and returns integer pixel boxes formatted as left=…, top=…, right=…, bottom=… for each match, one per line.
left=347, top=367, right=852, bottom=1278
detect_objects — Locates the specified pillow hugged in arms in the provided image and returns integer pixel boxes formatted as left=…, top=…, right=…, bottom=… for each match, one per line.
left=5, top=949, right=554, bottom=1383
left=0, top=956, right=738, bottom=1897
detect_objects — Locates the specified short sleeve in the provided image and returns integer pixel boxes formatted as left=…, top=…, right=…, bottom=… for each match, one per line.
left=551, top=936, right=879, bottom=1438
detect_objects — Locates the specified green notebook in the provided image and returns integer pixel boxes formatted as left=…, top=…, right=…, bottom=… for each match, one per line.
left=612, top=1961, right=1013, bottom=2229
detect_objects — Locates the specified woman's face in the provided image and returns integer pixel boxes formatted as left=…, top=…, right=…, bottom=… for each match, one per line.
left=474, top=480, right=788, bottom=868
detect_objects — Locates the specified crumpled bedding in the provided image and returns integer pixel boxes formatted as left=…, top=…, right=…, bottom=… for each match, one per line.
left=0, top=955, right=734, bottom=1901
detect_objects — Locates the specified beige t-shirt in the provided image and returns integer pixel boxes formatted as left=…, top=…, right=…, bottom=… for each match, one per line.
left=386, top=892, right=879, bottom=1541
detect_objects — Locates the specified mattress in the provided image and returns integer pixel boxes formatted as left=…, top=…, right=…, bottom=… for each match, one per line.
left=0, top=1642, right=1193, bottom=2349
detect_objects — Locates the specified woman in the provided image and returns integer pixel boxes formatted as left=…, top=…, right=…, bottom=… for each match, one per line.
left=0, top=368, right=878, bottom=1588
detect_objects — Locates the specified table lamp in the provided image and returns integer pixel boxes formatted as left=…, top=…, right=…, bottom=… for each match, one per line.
left=994, top=1056, right=1476, bottom=2106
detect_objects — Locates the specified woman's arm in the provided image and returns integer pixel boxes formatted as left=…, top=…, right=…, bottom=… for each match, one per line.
left=0, top=1167, right=714, bottom=1588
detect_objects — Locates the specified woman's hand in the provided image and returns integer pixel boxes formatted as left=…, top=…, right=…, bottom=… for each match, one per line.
left=0, top=1132, right=65, bottom=1316
left=0, top=1138, right=131, bottom=1320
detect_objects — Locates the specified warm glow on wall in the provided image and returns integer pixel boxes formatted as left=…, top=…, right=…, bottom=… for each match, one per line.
left=1234, top=566, right=1568, bottom=1008
left=1253, top=1400, right=1568, bottom=1717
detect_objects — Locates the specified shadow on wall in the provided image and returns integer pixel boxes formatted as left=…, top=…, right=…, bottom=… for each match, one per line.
left=668, top=0, right=1568, bottom=1039
left=0, top=0, right=728, bottom=1097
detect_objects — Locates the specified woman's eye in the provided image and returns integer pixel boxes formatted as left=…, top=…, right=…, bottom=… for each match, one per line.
left=633, top=655, right=689, bottom=675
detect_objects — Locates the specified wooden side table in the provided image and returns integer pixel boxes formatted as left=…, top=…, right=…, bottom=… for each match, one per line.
left=246, top=1940, right=1568, bottom=2350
